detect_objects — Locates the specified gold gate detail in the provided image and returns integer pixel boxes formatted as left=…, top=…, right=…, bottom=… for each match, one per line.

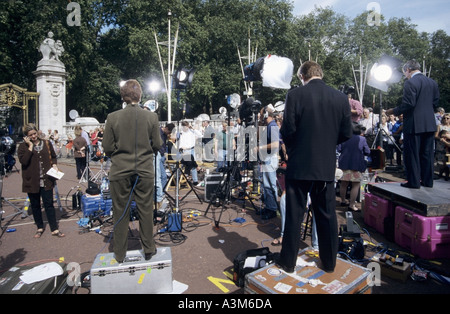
left=0, top=83, right=39, bottom=128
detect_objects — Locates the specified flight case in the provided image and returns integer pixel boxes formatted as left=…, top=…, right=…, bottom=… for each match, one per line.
left=245, top=248, right=372, bottom=294
left=90, top=247, right=173, bottom=294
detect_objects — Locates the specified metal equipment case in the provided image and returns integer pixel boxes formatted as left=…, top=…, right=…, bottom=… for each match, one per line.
left=90, top=248, right=173, bottom=294
left=204, top=172, right=224, bottom=202
left=245, top=248, right=371, bottom=294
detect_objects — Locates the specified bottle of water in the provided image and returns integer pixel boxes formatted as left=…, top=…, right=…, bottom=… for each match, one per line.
left=361, top=170, right=369, bottom=200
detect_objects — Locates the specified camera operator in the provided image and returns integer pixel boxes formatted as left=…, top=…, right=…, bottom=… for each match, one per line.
left=201, top=117, right=215, bottom=162
left=215, top=122, right=236, bottom=172
left=103, top=79, right=161, bottom=263
left=142, top=102, right=174, bottom=208
left=158, top=123, right=175, bottom=205
left=178, top=121, right=199, bottom=186
left=255, top=106, right=279, bottom=220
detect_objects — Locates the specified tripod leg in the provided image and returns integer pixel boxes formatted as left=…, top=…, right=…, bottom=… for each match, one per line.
left=179, top=168, right=203, bottom=204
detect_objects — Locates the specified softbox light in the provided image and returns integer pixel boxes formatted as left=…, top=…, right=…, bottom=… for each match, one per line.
left=244, top=55, right=294, bottom=90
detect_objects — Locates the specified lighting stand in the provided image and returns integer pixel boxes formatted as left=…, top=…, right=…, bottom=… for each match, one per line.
left=204, top=160, right=257, bottom=228
left=163, top=120, right=202, bottom=209
left=204, top=110, right=257, bottom=228
left=79, top=147, right=92, bottom=184
left=90, top=158, right=108, bottom=184
left=371, top=91, right=403, bottom=167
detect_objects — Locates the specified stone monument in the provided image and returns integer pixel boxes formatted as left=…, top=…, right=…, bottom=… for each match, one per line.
left=33, top=31, right=67, bottom=135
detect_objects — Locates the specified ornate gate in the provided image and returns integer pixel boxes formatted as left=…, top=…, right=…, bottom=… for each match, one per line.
left=0, top=83, right=39, bottom=133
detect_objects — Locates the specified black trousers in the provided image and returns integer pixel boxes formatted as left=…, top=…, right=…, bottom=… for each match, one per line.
left=403, top=132, right=435, bottom=188
left=28, top=187, right=58, bottom=231
left=75, top=157, right=86, bottom=179
left=280, top=179, right=338, bottom=271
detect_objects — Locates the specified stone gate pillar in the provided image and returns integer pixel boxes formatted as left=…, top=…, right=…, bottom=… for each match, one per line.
left=33, top=31, right=67, bottom=135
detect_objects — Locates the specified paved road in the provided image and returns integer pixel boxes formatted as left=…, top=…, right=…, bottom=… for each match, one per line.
left=0, top=157, right=449, bottom=295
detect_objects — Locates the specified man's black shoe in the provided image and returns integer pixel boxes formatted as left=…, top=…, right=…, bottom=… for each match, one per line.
left=145, top=249, right=157, bottom=261
left=273, top=253, right=295, bottom=273
left=400, top=182, right=420, bottom=189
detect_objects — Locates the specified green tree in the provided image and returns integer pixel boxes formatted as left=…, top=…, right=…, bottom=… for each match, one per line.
left=1, top=0, right=449, bottom=124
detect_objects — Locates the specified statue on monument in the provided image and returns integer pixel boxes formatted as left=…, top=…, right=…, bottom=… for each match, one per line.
left=39, top=31, right=64, bottom=63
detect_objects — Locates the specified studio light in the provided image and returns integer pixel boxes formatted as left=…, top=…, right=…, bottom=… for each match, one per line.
left=244, top=55, right=294, bottom=89
left=227, top=93, right=241, bottom=109
left=367, top=54, right=402, bottom=92
left=372, top=64, right=393, bottom=82
left=143, top=100, right=158, bottom=112
left=148, top=81, right=161, bottom=94
left=173, top=67, right=195, bottom=89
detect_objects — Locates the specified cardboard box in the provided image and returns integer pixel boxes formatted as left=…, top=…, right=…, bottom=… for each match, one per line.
left=245, top=248, right=371, bottom=294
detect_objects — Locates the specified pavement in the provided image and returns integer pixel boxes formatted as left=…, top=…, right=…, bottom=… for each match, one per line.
left=0, top=156, right=449, bottom=295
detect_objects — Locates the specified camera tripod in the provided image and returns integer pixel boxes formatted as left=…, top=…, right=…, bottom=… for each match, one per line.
left=204, top=160, right=257, bottom=228
left=372, top=126, right=402, bottom=152
left=164, top=155, right=203, bottom=206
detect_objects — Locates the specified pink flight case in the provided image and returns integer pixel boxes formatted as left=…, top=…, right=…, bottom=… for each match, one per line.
left=395, top=206, right=450, bottom=259
left=364, top=193, right=393, bottom=234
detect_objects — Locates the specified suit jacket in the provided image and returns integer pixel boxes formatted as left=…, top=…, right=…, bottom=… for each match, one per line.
left=281, top=79, right=352, bottom=181
left=393, top=73, right=440, bottom=134
left=103, top=104, right=162, bottom=181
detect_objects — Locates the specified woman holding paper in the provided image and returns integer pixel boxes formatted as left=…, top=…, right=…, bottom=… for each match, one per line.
left=17, top=123, right=65, bottom=238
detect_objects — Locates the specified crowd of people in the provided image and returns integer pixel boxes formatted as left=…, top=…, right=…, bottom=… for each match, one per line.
left=349, top=94, right=448, bottom=183
left=17, top=59, right=447, bottom=276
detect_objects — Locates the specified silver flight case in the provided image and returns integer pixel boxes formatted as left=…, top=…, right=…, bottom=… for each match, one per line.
left=90, top=248, right=173, bottom=294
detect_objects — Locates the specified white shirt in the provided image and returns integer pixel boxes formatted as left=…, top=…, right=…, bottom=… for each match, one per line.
left=178, top=128, right=196, bottom=150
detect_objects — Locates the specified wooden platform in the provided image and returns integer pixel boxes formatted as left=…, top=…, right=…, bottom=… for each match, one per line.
left=367, top=180, right=450, bottom=217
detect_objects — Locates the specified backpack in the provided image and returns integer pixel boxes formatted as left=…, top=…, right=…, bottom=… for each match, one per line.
left=232, top=247, right=274, bottom=287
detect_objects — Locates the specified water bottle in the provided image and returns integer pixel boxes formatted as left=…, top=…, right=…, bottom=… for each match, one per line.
left=6, top=228, right=16, bottom=233
left=361, top=169, right=370, bottom=200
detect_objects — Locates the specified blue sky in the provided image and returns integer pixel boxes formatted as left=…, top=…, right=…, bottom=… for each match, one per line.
left=292, top=0, right=450, bottom=34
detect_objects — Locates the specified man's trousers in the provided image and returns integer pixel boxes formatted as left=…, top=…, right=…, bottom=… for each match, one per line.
left=110, top=174, right=156, bottom=262
left=403, top=132, right=435, bottom=188
left=280, top=179, right=338, bottom=272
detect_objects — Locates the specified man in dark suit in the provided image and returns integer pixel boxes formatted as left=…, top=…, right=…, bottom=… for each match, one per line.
left=278, top=61, right=353, bottom=273
left=103, top=79, right=162, bottom=263
left=386, top=60, right=440, bottom=188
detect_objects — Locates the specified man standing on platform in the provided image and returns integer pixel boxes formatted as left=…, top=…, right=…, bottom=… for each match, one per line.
left=386, top=60, right=440, bottom=189
left=103, top=79, right=161, bottom=263
left=278, top=61, right=352, bottom=273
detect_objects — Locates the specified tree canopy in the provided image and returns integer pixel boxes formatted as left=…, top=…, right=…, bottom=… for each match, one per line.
left=1, top=0, right=449, bottom=123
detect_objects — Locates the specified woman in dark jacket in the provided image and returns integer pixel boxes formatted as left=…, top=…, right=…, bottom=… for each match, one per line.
left=17, top=123, right=65, bottom=238
left=337, top=123, right=371, bottom=211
